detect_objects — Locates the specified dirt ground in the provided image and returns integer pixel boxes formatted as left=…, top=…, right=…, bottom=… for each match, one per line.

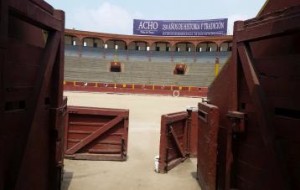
left=62, top=91, right=202, bottom=190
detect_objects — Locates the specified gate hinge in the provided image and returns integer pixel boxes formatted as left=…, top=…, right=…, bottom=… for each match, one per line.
left=50, top=104, right=67, bottom=115
left=201, top=97, right=209, bottom=103
left=227, top=111, right=246, bottom=133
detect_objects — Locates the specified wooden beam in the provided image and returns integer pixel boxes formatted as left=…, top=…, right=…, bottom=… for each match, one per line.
left=16, top=31, right=61, bottom=189
left=170, top=126, right=185, bottom=158
left=237, top=43, right=289, bottom=190
left=165, top=114, right=188, bottom=125
left=237, top=43, right=272, bottom=148
left=66, top=115, right=124, bottom=155
left=9, top=0, right=63, bottom=31
left=29, top=0, right=54, bottom=14
left=236, top=7, right=300, bottom=42
left=68, top=106, right=129, bottom=117
left=158, top=114, right=169, bottom=173
left=237, top=44, right=260, bottom=93
left=50, top=10, right=65, bottom=107
left=23, top=31, right=61, bottom=144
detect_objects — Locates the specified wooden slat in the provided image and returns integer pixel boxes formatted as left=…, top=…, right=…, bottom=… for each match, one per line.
left=68, top=130, right=91, bottom=134
left=97, top=141, right=122, bottom=145
left=66, top=115, right=124, bottom=154
left=68, top=106, right=129, bottom=116
left=197, top=102, right=219, bottom=190
left=67, top=139, right=81, bottom=143
left=110, top=133, right=123, bottom=136
left=170, top=126, right=185, bottom=157
left=67, top=153, right=125, bottom=161
left=69, top=121, right=105, bottom=126
left=237, top=44, right=260, bottom=92
left=165, top=114, right=188, bottom=124
left=237, top=44, right=289, bottom=189
left=29, top=0, right=54, bottom=14
left=67, top=133, right=89, bottom=140
left=236, top=7, right=300, bottom=42
left=68, top=125, right=101, bottom=132
left=88, top=149, right=120, bottom=154
left=9, top=0, right=63, bottom=31
left=88, top=143, right=121, bottom=150
left=16, top=31, right=61, bottom=189
left=158, top=114, right=169, bottom=173
left=50, top=10, right=64, bottom=108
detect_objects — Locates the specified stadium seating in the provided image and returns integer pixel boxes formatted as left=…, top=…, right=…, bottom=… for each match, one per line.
left=65, top=45, right=230, bottom=87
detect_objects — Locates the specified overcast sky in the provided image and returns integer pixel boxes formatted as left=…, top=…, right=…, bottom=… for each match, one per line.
left=45, top=0, right=266, bottom=35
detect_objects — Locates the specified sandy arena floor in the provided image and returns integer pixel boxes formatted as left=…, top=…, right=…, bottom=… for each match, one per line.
left=62, top=91, right=202, bottom=190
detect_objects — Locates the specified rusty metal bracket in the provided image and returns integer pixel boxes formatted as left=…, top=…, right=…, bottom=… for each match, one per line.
left=227, top=111, right=246, bottom=133
left=50, top=103, right=67, bottom=115
left=201, top=97, right=209, bottom=103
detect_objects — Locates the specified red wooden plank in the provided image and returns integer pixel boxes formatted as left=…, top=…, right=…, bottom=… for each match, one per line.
left=188, top=109, right=198, bottom=157
left=123, top=113, right=129, bottom=155
left=170, top=126, right=185, bottom=157
left=67, top=132, right=90, bottom=140
left=68, top=139, right=81, bottom=143
left=68, top=130, right=92, bottom=134
left=69, top=116, right=112, bottom=124
left=51, top=10, right=65, bottom=108
left=165, top=112, right=188, bottom=124
left=9, top=0, right=63, bottom=31
left=66, top=115, right=124, bottom=155
left=237, top=44, right=288, bottom=189
left=15, top=31, right=61, bottom=189
left=158, top=114, right=169, bottom=173
left=258, top=0, right=300, bottom=16
left=68, top=106, right=128, bottom=117
left=29, top=0, right=54, bottom=14
left=66, top=153, right=125, bottom=161
left=237, top=44, right=260, bottom=92
left=88, top=148, right=121, bottom=154
left=236, top=6, right=300, bottom=42
left=69, top=121, right=106, bottom=126
left=96, top=141, right=122, bottom=145
left=87, top=143, right=122, bottom=151
left=69, top=125, right=102, bottom=132
left=197, top=102, right=219, bottom=190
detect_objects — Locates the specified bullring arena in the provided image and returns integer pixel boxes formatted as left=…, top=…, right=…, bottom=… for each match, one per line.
left=61, top=24, right=231, bottom=190
left=2, top=0, right=300, bottom=190
left=62, top=92, right=201, bottom=190
left=63, top=29, right=232, bottom=97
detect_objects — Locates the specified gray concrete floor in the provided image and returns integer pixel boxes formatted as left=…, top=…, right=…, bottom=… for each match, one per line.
left=62, top=92, right=202, bottom=190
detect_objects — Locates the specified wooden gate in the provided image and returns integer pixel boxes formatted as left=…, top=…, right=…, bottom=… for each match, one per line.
left=64, top=106, right=129, bottom=161
left=0, top=0, right=65, bottom=189
left=230, top=7, right=300, bottom=189
left=158, top=111, right=190, bottom=173
left=201, top=1, right=300, bottom=189
left=197, top=103, right=219, bottom=190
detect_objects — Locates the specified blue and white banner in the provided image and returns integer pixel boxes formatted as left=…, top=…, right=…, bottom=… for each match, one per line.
left=133, top=19, right=227, bottom=36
